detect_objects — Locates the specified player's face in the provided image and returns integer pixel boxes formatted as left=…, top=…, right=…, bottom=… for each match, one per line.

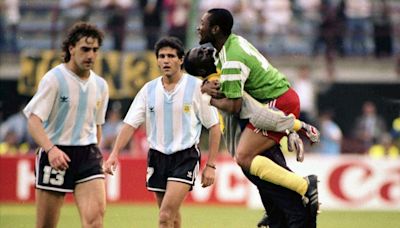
left=157, top=47, right=183, bottom=78
left=197, top=13, right=214, bottom=45
left=188, top=44, right=217, bottom=77
left=69, top=36, right=99, bottom=72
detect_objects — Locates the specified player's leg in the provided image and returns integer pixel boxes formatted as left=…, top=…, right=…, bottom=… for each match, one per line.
left=155, top=192, right=182, bottom=228
left=36, top=189, right=65, bottom=228
left=156, top=181, right=191, bottom=228
left=148, top=146, right=200, bottom=228
left=35, top=148, right=69, bottom=228
left=236, top=127, right=309, bottom=196
left=243, top=146, right=315, bottom=228
left=73, top=145, right=106, bottom=228
left=74, top=179, right=106, bottom=228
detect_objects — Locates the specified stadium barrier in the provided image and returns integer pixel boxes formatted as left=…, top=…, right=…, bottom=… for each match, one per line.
left=0, top=154, right=399, bottom=210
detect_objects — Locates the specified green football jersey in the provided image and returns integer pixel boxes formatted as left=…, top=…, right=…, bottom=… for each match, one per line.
left=217, top=34, right=290, bottom=101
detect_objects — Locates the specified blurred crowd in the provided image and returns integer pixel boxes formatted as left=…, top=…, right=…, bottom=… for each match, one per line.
left=1, top=0, right=399, bottom=56
left=0, top=0, right=399, bottom=158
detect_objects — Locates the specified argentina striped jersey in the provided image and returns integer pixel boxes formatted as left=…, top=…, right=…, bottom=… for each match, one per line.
left=23, top=64, right=109, bottom=146
left=123, top=74, right=219, bottom=155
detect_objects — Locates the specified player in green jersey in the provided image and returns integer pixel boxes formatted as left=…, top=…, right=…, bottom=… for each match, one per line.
left=195, top=8, right=320, bottom=219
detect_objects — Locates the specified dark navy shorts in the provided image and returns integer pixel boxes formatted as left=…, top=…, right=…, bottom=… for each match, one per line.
left=35, top=144, right=105, bottom=193
left=146, top=145, right=200, bottom=192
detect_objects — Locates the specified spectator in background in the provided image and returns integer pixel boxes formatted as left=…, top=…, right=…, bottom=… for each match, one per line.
left=139, top=0, right=163, bottom=50
left=0, top=3, right=5, bottom=53
left=397, top=55, right=400, bottom=79
left=3, top=0, right=20, bottom=53
left=335, top=0, right=346, bottom=57
left=0, top=130, right=30, bottom=156
left=390, top=116, right=400, bottom=149
left=318, top=109, right=342, bottom=155
left=59, top=0, right=92, bottom=31
left=199, top=0, right=240, bottom=15
left=368, top=133, right=399, bottom=159
left=353, top=101, right=387, bottom=153
left=129, top=125, right=149, bottom=157
left=292, top=64, right=317, bottom=125
left=313, top=1, right=341, bottom=80
left=101, top=0, right=133, bottom=51
left=344, top=0, right=371, bottom=56
left=371, top=0, right=393, bottom=58
left=101, top=103, right=123, bottom=151
left=0, top=104, right=32, bottom=147
left=164, top=0, right=191, bottom=47
left=294, top=0, right=321, bottom=55
left=259, top=0, right=292, bottom=54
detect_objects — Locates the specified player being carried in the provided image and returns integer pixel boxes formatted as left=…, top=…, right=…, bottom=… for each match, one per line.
left=184, top=42, right=320, bottom=161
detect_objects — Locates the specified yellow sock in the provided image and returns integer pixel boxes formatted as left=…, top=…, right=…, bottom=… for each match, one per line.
left=293, top=119, right=302, bottom=131
left=250, top=155, right=308, bottom=195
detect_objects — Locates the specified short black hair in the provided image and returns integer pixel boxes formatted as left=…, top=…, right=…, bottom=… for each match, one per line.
left=207, top=8, right=233, bottom=36
left=183, top=49, right=199, bottom=76
left=62, top=21, right=104, bottom=63
left=154, top=36, right=185, bottom=59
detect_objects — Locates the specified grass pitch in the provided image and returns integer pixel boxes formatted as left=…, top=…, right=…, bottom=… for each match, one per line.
left=0, top=203, right=399, bottom=228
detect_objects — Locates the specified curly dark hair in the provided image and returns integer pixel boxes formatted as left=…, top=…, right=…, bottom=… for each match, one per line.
left=61, top=22, right=104, bottom=63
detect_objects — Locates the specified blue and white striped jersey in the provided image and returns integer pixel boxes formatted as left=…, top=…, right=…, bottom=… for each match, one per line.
left=124, top=73, right=219, bottom=155
left=23, top=64, right=109, bottom=146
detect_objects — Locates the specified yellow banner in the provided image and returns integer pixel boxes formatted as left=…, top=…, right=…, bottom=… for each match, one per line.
left=18, top=50, right=161, bottom=99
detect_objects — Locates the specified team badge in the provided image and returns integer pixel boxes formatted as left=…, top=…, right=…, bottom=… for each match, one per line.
left=183, top=104, right=191, bottom=113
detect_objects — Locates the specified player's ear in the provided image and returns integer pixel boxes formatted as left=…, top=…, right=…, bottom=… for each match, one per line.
left=211, top=25, right=219, bottom=35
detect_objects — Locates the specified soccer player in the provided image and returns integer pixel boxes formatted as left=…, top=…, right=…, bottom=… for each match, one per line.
left=103, top=37, right=220, bottom=228
left=24, top=22, right=109, bottom=228
left=184, top=44, right=321, bottom=162
left=195, top=8, right=319, bottom=217
left=184, top=45, right=317, bottom=228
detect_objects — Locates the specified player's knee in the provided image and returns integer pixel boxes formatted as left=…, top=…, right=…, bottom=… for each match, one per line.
left=235, top=151, right=253, bottom=171
left=159, top=208, right=174, bottom=226
left=82, top=206, right=105, bottom=228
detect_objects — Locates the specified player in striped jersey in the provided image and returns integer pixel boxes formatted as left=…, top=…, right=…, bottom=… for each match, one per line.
left=195, top=8, right=320, bottom=222
left=24, top=22, right=108, bottom=228
left=103, top=37, right=221, bottom=228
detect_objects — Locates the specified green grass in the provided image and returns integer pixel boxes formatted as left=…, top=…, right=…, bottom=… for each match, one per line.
left=0, top=203, right=399, bottom=228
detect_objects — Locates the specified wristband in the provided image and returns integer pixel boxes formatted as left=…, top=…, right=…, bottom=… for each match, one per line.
left=206, top=163, right=216, bottom=169
left=46, top=145, right=56, bottom=154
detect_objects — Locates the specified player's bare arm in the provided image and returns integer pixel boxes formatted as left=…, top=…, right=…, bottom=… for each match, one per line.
left=201, top=124, right=221, bottom=188
left=27, top=114, right=71, bottom=171
left=104, top=123, right=136, bottom=175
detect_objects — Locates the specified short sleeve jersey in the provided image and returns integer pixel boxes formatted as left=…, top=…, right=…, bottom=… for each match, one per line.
left=23, top=64, right=109, bottom=146
left=123, top=74, right=219, bottom=155
left=217, top=34, right=290, bottom=101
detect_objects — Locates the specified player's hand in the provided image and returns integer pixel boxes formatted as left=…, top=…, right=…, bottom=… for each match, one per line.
left=300, top=122, right=320, bottom=144
left=287, top=131, right=305, bottom=162
left=103, top=152, right=119, bottom=175
left=48, top=147, right=71, bottom=171
left=201, top=165, right=216, bottom=188
left=201, top=80, right=221, bottom=98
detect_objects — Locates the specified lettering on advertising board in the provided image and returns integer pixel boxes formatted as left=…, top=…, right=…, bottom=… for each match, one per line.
left=0, top=155, right=399, bottom=209
left=18, top=50, right=161, bottom=99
